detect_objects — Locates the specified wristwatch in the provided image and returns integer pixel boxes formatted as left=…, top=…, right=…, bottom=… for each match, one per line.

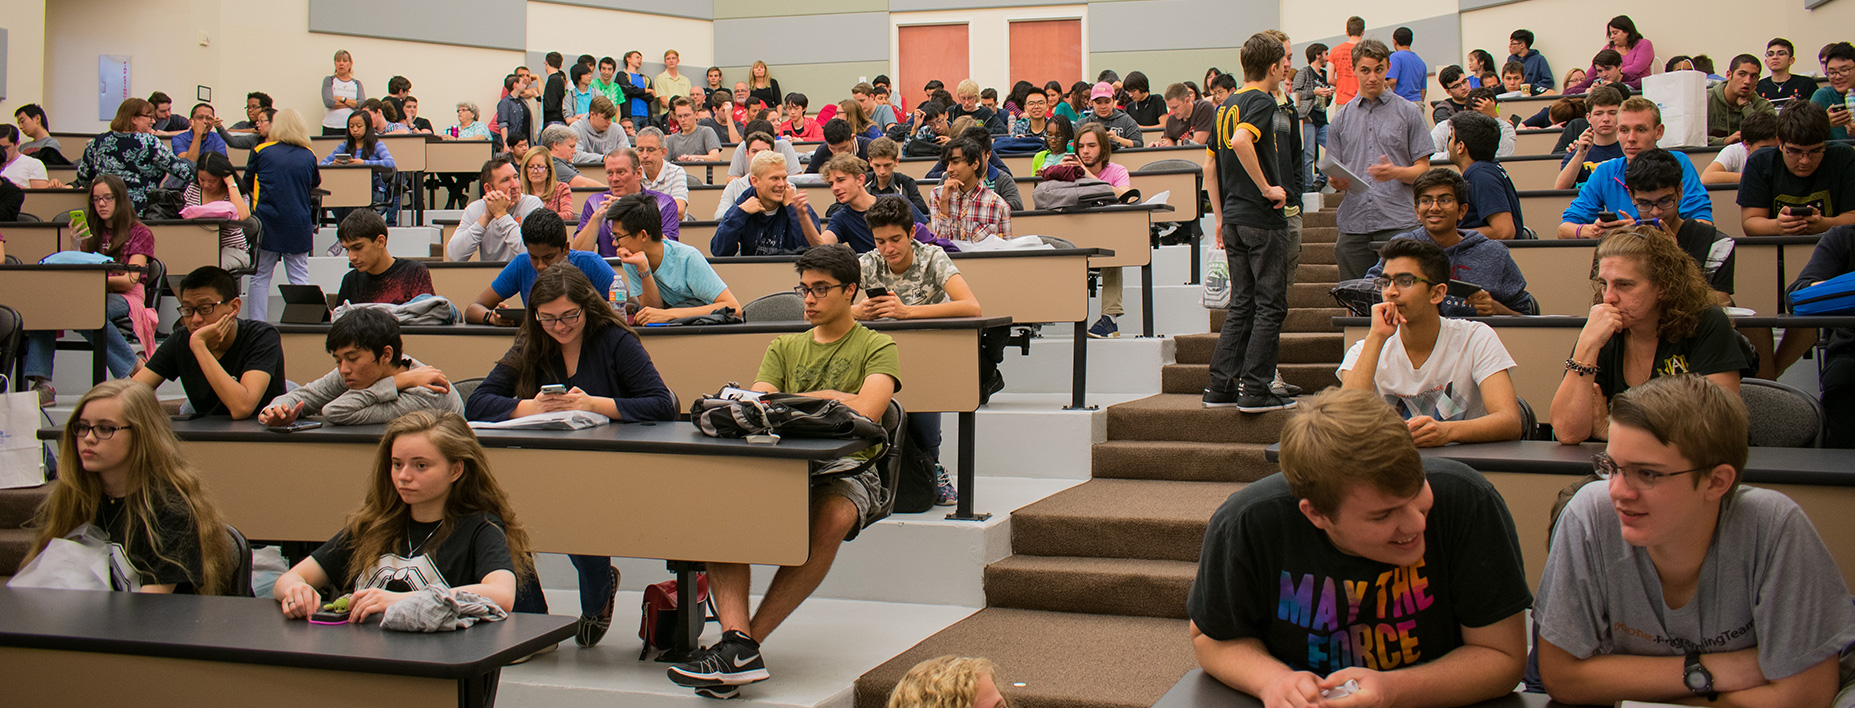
left=1683, top=650, right=1719, bottom=700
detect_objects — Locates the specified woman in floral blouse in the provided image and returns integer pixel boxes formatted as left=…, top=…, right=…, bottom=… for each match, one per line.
left=75, top=98, right=196, bottom=214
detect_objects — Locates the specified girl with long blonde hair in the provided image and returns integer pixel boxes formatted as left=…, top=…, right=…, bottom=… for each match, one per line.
left=24, top=380, right=234, bottom=594
left=271, top=410, right=537, bottom=621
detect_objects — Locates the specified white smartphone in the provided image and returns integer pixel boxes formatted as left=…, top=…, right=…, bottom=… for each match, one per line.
left=540, top=384, right=567, bottom=396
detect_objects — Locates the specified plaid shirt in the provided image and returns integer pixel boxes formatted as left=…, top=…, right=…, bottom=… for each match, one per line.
left=930, top=183, right=1011, bottom=241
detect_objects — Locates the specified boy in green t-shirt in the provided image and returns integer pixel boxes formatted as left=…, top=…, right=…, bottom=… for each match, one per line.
left=668, top=244, right=900, bottom=698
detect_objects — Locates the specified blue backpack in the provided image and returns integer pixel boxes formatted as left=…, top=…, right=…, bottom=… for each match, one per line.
left=1790, top=270, right=1855, bottom=315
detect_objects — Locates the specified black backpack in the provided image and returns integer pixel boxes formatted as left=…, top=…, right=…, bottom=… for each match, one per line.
left=891, top=431, right=939, bottom=514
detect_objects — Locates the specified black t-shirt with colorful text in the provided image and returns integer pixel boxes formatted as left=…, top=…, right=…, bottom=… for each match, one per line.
left=1187, top=459, right=1532, bottom=675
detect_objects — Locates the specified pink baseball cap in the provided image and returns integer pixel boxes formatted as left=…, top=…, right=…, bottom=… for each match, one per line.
left=1090, top=82, right=1115, bottom=100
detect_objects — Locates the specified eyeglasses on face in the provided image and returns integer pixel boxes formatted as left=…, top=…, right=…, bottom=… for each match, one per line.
left=1781, top=145, right=1827, bottom=159
left=1373, top=273, right=1436, bottom=290
left=793, top=283, right=852, bottom=298
left=1416, top=195, right=1458, bottom=207
left=1631, top=195, right=1678, bottom=212
left=73, top=422, right=132, bottom=440
left=1592, top=451, right=1710, bottom=490
left=535, top=309, right=584, bottom=326
left=176, top=301, right=226, bottom=318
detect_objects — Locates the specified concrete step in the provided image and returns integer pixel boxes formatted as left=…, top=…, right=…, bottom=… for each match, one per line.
left=984, top=555, right=1197, bottom=619
left=1172, top=331, right=1343, bottom=366
left=997, top=333, right=1171, bottom=396
left=1091, top=441, right=1277, bottom=483
left=1008, top=478, right=1236, bottom=562
left=1161, top=363, right=1339, bottom=397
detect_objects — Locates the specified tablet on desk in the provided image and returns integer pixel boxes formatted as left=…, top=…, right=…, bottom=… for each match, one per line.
left=277, top=285, right=331, bottom=324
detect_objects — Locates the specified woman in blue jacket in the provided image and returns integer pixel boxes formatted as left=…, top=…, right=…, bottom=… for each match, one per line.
left=242, top=109, right=321, bottom=322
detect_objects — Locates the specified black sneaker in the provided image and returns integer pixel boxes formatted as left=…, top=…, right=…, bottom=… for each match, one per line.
left=668, top=630, right=769, bottom=687
left=980, top=371, right=1005, bottom=405
left=574, top=565, right=620, bottom=647
left=1202, top=388, right=1240, bottom=408
left=695, top=686, right=740, bottom=700
left=1087, top=315, right=1120, bottom=339
left=1236, top=392, right=1299, bottom=414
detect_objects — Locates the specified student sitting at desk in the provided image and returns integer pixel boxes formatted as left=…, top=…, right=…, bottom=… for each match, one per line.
left=1739, top=101, right=1855, bottom=237
left=1440, top=111, right=1523, bottom=241
left=465, top=209, right=615, bottom=326
left=446, top=156, right=545, bottom=262
left=273, top=411, right=538, bottom=621
left=466, top=265, right=674, bottom=645
left=24, top=380, right=235, bottom=594
left=1701, top=111, right=1778, bottom=186
left=1341, top=239, right=1523, bottom=447
left=712, top=150, right=825, bottom=256
left=1625, top=149, right=1735, bottom=302
left=22, top=176, right=152, bottom=405
left=334, top=209, right=433, bottom=305
left=1363, top=169, right=1535, bottom=317
left=864, top=137, right=931, bottom=218
left=318, top=111, right=396, bottom=223
left=1558, top=97, right=1713, bottom=239
left=605, top=193, right=741, bottom=324
left=821, top=154, right=927, bottom=253
left=1187, top=388, right=1531, bottom=708
left=133, top=266, right=288, bottom=420
left=1533, top=375, right=1855, bottom=707
left=1551, top=231, right=1747, bottom=444
left=669, top=245, right=899, bottom=697
left=256, top=309, right=463, bottom=426
left=572, top=147, right=679, bottom=256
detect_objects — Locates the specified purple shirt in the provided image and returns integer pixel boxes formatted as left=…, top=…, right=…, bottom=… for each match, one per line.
left=577, top=188, right=680, bottom=257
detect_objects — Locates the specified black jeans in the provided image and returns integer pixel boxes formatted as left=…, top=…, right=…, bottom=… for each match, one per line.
left=1207, top=224, right=1293, bottom=395
left=1824, top=354, right=1855, bottom=448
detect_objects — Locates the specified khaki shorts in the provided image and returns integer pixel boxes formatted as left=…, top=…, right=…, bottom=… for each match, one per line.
left=810, top=457, right=890, bottom=542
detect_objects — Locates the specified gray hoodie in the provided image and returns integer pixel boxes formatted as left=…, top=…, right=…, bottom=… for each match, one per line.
left=267, top=357, right=465, bottom=425
left=1078, top=108, right=1143, bottom=144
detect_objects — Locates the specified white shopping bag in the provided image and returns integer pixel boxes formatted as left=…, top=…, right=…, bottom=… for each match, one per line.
left=7, top=524, right=111, bottom=591
left=1642, top=70, right=1709, bottom=148
left=1202, top=248, right=1230, bottom=309
left=0, top=376, right=47, bottom=489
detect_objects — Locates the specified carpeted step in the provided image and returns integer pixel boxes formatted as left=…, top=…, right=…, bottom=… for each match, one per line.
left=984, top=556, right=1199, bottom=619
left=853, top=608, right=1197, bottom=708
left=1172, top=332, right=1341, bottom=366
left=1300, top=225, right=1338, bottom=243
left=1299, top=241, right=1336, bottom=265
left=1289, top=283, right=1340, bottom=309
left=0, top=527, right=37, bottom=576
left=1323, top=192, right=1345, bottom=209
left=1303, top=209, right=1337, bottom=228
left=1296, top=263, right=1340, bottom=283
left=1091, top=440, right=1277, bottom=483
left=1161, top=363, right=1339, bottom=397
left=1009, top=478, right=1237, bottom=562
left=1105, top=394, right=1297, bottom=444
left=0, top=483, right=51, bottom=529
left=1211, top=307, right=1346, bottom=334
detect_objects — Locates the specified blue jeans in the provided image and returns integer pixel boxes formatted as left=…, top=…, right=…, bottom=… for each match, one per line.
left=248, top=249, right=310, bottom=323
left=907, top=412, right=943, bottom=460
left=1302, top=122, right=1328, bottom=188
left=1207, top=224, right=1292, bottom=394
left=568, top=554, right=617, bottom=617
left=24, top=292, right=137, bottom=381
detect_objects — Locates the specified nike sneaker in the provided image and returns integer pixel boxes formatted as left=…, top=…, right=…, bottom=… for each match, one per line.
left=668, top=630, right=770, bottom=687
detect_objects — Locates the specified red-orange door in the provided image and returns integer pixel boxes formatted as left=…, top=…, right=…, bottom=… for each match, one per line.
left=899, top=24, right=970, bottom=107
left=1009, top=19, right=1082, bottom=89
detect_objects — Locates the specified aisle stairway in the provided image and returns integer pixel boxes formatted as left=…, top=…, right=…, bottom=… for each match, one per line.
left=0, top=484, right=51, bottom=580
left=853, top=196, right=1349, bottom=708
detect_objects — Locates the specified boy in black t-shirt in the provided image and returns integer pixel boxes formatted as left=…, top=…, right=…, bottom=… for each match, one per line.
left=1758, top=38, right=1819, bottom=103
left=1627, top=149, right=1736, bottom=299
left=333, top=209, right=434, bottom=306
left=1188, top=388, right=1532, bottom=706
left=1203, top=33, right=1295, bottom=413
left=1740, top=101, right=1855, bottom=236
left=132, top=266, right=286, bottom=419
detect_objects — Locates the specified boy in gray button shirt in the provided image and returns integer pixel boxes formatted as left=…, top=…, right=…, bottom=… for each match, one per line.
left=1534, top=375, right=1855, bottom=707
left=1325, top=39, right=1435, bottom=281
left=256, top=308, right=463, bottom=426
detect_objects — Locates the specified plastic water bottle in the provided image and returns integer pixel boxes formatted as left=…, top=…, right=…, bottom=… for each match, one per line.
left=1846, top=91, right=1855, bottom=121
left=608, top=272, right=627, bottom=310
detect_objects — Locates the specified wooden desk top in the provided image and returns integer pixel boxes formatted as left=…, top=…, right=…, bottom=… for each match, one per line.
left=0, top=587, right=575, bottom=680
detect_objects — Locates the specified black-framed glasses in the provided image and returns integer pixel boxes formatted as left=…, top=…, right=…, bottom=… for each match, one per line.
left=1592, top=452, right=1710, bottom=490
left=1631, top=195, right=1678, bottom=212
left=1416, top=195, right=1458, bottom=207
left=73, top=422, right=132, bottom=440
left=535, top=309, right=584, bottom=326
left=1372, top=273, right=1436, bottom=290
left=1781, top=145, right=1827, bottom=159
left=793, top=283, right=852, bottom=298
left=176, top=301, right=226, bottom=318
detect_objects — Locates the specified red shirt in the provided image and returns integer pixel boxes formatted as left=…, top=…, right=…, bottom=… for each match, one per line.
left=1332, top=40, right=1359, bottom=108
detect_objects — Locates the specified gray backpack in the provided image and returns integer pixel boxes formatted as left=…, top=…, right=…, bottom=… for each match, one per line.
left=1032, top=177, right=1122, bottom=211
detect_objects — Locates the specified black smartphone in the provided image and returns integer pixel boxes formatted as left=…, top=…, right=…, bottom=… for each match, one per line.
left=1447, top=279, right=1485, bottom=299
left=493, top=308, right=526, bottom=326
left=1596, top=211, right=1618, bottom=223
left=1789, top=205, right=1817, bottom=218
left=309, top=609, right=351, bottom=624
left=268, top=421, right=323, bottom=433
left=866, top=286, right=892, bottom=300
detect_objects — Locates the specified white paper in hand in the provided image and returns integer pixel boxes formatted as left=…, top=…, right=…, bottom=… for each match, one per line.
left=468, top=410, right=611, bottom=430
left=1317, top=153, right=1369, bottom=195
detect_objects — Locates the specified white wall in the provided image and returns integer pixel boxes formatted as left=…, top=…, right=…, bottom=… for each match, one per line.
left=2, top=0, right=48, bottom=118
left=888, top=4, right=1089, bottom=97
left=1280, top=0, right=1455, bottom=49
left=524, top=3, right=713, bottom=71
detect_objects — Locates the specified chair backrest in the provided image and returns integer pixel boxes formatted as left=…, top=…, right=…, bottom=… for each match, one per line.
left=872, top=399, right=907, bottom=521
left=13, top=212, right=41, bottom=223
left=1515, top=395, right=1539, bottom=441
left=1740, top=378, right=1824, bottom=447
left=742, top=291, right=805, bottom=322
left=225, top=523, right=254, bottom=597
left=453, top=376, right=486, bottom=402
left=686, top=171, right=706, bottom=189
left=3, top=254, right=18, bottom=265
left=141, top=256, right=168, bottom=309
left=0, top=304, right=23, bottom=387
left=1133, top=158, right=1201, bottom=174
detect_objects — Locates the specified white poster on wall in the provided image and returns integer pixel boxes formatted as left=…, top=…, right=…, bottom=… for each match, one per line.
left=99, top=55, right=132, bottom=121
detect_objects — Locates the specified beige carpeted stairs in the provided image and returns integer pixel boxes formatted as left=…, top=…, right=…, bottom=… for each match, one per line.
left=0, top=483, right=51, bottom=580
left=854, top=196, right=1348, bottom=708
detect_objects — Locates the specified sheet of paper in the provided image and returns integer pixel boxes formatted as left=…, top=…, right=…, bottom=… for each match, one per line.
left=1317, top=153, right=1369, bottom=195
left=468, top=410, right=611, bottom=430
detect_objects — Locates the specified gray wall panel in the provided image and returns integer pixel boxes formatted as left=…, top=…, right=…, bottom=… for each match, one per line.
left=309, top=0, right=524, bottom=51
left=1292, top=13, right=1460, bottom=80
left=714, top=13, right=888, bottom=67
left=888, top=0, right=1079, bottom=11
left=1, top=29, right=7, bottom=101
left=1459, top=0, right=1524, bottom=9
left=531, top=0, right=713, bottom=20
left=1089, top=0, right=1277, bottom=54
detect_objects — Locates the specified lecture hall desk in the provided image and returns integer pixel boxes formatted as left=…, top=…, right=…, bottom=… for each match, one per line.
left=0, top=263, right=123, bottom=384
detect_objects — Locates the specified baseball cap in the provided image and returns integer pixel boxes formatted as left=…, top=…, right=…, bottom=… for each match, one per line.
left=1090, top=82, right=1115, bottom=100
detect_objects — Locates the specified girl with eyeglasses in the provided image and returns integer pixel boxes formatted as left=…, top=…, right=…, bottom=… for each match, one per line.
left=23, top=380, right=235, bottom=594
left=21, top=175, right=152, bottom=405
left=463, top=264, right=674, bottom=647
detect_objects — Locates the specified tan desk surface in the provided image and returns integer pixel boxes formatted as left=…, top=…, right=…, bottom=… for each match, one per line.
left=568, top=186, right=604, bottom=216
left=1513, top=130, right=1560, bottom=156
left=144, top=221, right=226, bottom=274
left=1114, top=145, right=1208, bottom=172
left=280, top=321, right=991, bottom=414
left=1129, top=169, right=1199, bottom=222
left=50, top=132, right=95, bottom=160
left=1014, top=207, right=1155, bottom=268
left=689, top=186, right=730, bottom=220
left=578, top=163, right=607, bottom=183
left=2, top=223, right=65, bottom=263
left=1508, top=241, right=1780, bottom=317
left=424, top=139, right=493, bottom=173
left=21, top=188, right=87, bottom=221
left=45, top=166, right=78, bottom=184
left=1504, top=157, right=1563, bottom=191
left=0, top=267, right=110, bottom=330
left=317, top=165, right=377, bottom=208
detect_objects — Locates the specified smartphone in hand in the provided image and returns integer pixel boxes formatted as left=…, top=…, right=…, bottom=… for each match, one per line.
left=540, top=384, right=568, bottom=396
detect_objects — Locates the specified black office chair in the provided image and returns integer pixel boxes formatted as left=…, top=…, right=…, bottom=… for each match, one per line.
left=228, top=217, right=264, bottom=278
left=0, top=304, right=24, bottom=391
left=112, top=256, right=167, bottom=344
left=742, top=292, right=805, bottom=322
left=1515, top=396, right=1539, bottom=441
left=452, top=377, right=486, bottom=402
left=226, top=523, right=254, bottom=597
left=870, top=400, right=907, bottom=523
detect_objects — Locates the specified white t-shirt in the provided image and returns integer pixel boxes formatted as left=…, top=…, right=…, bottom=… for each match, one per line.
left=324, top=77, right=361, bottom=129
left=1, top=153, right=48, bottom=187
left=1712, top=141, right=1751, bottom=173
left=1336, top=317, right=1516, bottom=421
